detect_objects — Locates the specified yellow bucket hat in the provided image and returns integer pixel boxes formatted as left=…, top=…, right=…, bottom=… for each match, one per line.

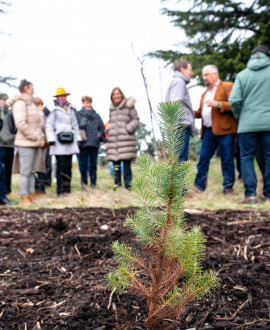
left=54, top=87, right=71, bottom=97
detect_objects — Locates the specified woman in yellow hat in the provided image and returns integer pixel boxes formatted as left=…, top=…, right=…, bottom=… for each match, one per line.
left=45, top=88, right=81, bottom=196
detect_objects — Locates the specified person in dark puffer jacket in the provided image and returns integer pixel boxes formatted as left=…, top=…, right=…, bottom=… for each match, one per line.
left=76, top=96, right=105, bottom=189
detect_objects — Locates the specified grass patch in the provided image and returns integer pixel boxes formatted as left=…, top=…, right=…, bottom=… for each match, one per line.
left=3, top=157, right=268, bottom=210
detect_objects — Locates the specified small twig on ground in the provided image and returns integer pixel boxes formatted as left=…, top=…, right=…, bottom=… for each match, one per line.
left=214, top=299, right=249, bottom=321
left=74, top=244, right=81, bottom=257
left=0, top=308, right=5, bottom=318
left=107, top=287, right=116, bottom=309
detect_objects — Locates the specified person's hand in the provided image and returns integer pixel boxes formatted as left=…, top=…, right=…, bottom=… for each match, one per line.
left=49, top=141, right=55, bottom=146
left=205, top=100, right=219, bottom=107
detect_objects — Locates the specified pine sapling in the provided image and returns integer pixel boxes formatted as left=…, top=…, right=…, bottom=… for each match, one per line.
left=106, top=102, right=220, bottom=329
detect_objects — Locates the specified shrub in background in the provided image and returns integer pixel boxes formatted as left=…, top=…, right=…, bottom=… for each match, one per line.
left=106, top=102, right=220, bottom=329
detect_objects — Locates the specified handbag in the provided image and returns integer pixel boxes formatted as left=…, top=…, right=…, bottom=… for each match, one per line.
left=56, top=107, right=76, bottom=144
left=57, top=131, right=74, bottom=143
left=80, top=129, right=87, bottom=141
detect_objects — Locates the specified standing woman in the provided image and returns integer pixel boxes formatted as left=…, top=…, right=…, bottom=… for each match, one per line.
left=106, top=87, right=139, bottom=189
left=11, top=80, right=45, bottom=206
left=76, top=96, right=105, bottom=190
left=46, top=88, right=81, bottom=196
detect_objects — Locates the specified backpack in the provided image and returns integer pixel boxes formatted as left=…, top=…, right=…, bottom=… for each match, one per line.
left=7, top=111, right=17, bottom=134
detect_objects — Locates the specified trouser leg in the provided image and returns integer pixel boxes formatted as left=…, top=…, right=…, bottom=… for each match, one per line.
left=0, top=147, right=6, bottom=199
left=123, top=160, right=132, bottom=189
left=89, top=147, right=98, bottom=186
left=18, top=147, right=38, bottom=195
left=238, top=133, right=257, bottom=197
left=4, top=147, right=14, bottom=194
left=178, top=126, right=191, bottom=162
left=113, top=161, right=122, bottom=186
left=194, top=128, right=217, bottom=191
left=218, top=134, right=235, bottom=192
left=79, top=148, right=89, bottom=185
left=261, top=132, right=270, bottom=198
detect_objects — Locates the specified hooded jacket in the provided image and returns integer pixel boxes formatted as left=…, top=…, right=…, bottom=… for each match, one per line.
left=165, top=71, right=195, bottom=135
left=229, top=52, right=270, bottom=133
left=9, top=94, right=44, bottom=148
left=106, top=97, right=139, bottom=161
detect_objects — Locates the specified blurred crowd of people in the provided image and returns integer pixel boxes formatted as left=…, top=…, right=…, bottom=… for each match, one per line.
left=165, top=44, right=270, bottom=204
left=0, top=83, right=139, bottom=206
left=0, top=44, right=269, bottom=207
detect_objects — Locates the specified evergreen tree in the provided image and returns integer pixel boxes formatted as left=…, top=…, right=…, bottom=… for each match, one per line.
left=106, top=102, right=220, bottom=329
left=150, top=0, right=270, bottom=81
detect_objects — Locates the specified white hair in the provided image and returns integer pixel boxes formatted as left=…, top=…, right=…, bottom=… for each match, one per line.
left=202, top=65, right=219, bottom=74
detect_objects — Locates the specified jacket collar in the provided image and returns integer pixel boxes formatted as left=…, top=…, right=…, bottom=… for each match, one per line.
left=173, top=71, right=190, bottom=84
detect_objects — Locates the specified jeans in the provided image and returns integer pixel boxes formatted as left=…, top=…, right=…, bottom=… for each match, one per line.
left=55, top=155, right=72, bottom=195
left=195, top=127, right=235, bottom=192
left=178, top=126, right=191, bottom=162
left=18, top=147, right=38, bottom=195
left=238, top=132, right=270, bottom=197
left=114, top=160, right=132, bottom=189
left=0, top=147, right=14, bottom=199
left=80, top=147, right=98, bottom=186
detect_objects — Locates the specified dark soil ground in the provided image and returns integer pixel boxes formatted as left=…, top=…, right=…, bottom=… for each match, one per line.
left=0, top=207, right=269, bottom=330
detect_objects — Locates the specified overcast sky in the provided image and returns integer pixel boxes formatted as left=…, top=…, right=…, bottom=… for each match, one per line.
left=0, top=0, right=204, bottom=133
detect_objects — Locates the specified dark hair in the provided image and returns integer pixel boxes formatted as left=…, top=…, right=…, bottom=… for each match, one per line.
left=173, top=59, right=190, bottom=72
left=19, top=79, right=32, bottom=93
left=110, top=87, right=124, bottom=105
left=251, top=45, right=270, bottom=56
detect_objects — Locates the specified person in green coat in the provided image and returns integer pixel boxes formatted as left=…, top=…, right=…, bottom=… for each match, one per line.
left=229, top=45, right=270, bottom=204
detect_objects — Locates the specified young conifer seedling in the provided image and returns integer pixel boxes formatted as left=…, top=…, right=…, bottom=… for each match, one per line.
left=106, top=102, right=220, bottom=329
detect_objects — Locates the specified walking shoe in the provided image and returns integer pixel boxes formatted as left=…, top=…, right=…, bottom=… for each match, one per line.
left=81, top=183, right=89, bottom=192
left=223, top=189, right=234, bottom=195
left=261, top=194, right=270, bottom=202
left=6, top=192, right=16, bottom=199
left=21, top=194, right=31, bottom=207
left=29, top=192, right=37, bottom=202
left=35, top=191, right=46, bottom=196
left=0, top=197, right=16, bottom=205
left=238, top=196, right=258, bottom=205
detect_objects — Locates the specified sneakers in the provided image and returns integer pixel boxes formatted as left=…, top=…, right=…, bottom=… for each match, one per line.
left=0, top=197, right=16, bottom=205
left=238, top=196, right=258, bottom=205
left=261, top=194, right=270, bottom=202
left=223, top=189, right=234, bottom=195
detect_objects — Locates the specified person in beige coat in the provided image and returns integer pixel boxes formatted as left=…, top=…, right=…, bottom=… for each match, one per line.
left=106, top=87, right=139, bottom=189
left=9, top=80, right=45, bottom=206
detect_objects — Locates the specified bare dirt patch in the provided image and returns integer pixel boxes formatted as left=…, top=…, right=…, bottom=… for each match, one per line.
left=0, top=207, right=269, bottom=329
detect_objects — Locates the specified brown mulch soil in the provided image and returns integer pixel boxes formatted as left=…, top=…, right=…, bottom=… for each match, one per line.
left=0, top=207, right=269, bottom=330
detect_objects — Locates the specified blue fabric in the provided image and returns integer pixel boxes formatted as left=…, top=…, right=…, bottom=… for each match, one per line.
left=238, top=132, right=270, bottom=197
left=195, top=127, right=235, bottom=192
left=80, top=147, right=98, bottom=186
left=178, top=126, right=191, bottom=162
left=114, top=160, right=132, bottom=189
left=0, top=147, right=7, bottom=199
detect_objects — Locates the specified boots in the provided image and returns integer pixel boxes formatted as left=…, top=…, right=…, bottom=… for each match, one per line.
left=21, top=194, right=31, bottom=207
left=29, top=192, right=37, bottom=202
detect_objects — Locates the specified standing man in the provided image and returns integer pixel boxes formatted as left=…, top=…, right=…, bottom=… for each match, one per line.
left=165, top=59, right=195, bottom=161
left=229, top=45, right=270, bottom=204
left=193, top=65, right=237, bottom=194
left=0, top=93, right=16, bottom=205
